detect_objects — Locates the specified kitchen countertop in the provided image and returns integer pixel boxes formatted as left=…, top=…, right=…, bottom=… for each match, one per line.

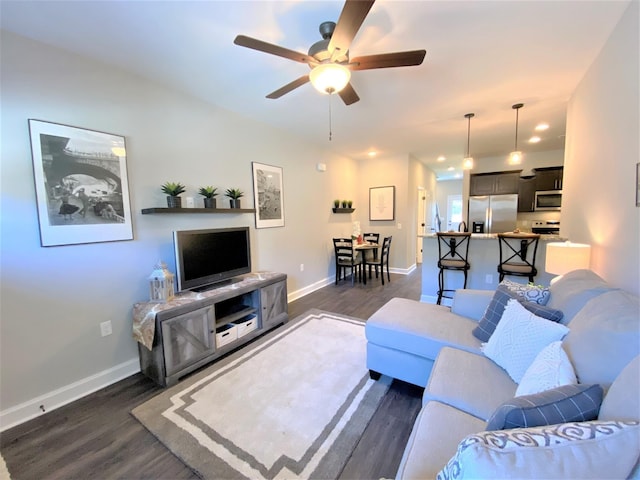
left=420, top=233, right=567, bottom=241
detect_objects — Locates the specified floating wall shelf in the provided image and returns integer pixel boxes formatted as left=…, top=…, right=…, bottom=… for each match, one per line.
left=332, top=208, right=355, bottom=213
left=142, top=208, right=256, bottom=214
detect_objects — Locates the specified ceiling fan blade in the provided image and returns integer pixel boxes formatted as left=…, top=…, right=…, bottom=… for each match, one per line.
left=339, top=82, right=360, bottom=106
left=328, top=0, right=375, bottom=57
left=234, top=35, right=315, bottom=64
left=266, top=75, right=310, bottom=99
left=350, top=50, right=427, bottom=70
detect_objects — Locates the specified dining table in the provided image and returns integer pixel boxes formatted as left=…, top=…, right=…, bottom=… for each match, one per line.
left=354, top=241, right=380, bottom=285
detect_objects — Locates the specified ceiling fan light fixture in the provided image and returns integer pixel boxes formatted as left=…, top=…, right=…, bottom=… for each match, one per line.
left=462, top=113, right=475, bottom=170
left=309, top=63, right=351, bottom=94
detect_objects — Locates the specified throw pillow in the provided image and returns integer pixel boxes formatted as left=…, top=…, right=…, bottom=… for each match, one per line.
left=472, top=286, right=563, bottom=342
left=436, top=420, right=640, bottom=480
left=515, top=341, right=576, bottom=396
left=501, top=278, right=550, bottom=305
left=482, top=299, right=569, bottom=383
left=486, top=383, right=603, bottom=431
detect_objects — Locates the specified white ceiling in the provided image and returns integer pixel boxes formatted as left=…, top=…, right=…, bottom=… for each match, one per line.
left=1, top=0, right=630, bottom=179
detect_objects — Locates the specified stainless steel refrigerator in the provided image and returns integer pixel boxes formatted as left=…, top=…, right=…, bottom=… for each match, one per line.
left=468, top=194, right=518, bottom=234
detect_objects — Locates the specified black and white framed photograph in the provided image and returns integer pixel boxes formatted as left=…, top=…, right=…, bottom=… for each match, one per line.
left=252, top=162, right=285, bottom=228
left=369, top=185, right=395, bottom=221
left=28, top=119, right=134, bottom=247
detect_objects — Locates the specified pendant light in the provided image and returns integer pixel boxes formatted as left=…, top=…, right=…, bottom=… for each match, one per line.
left=509, top=103, right=524, bottom=165
left=462, top=113, right=474, bottom=170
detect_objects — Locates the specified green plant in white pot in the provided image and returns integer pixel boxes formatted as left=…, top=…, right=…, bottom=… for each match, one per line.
left=225, top=188, right=244, bottom=209
left=161, top=182, right=186, bottom=208
left=198, top=186, right=218, bottom=208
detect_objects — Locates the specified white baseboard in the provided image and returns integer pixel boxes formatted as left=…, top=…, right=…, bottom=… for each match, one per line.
left=0, top=358, right=140, bottom=432
left=288, top=276, right=334, bottom=302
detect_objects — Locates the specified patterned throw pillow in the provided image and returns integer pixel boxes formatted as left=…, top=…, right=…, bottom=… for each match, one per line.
left=515, top=341, right=576, bottom=396
left=472, top=286, right=564, bottom=342
left=501, top=278, right=550, bottom=305
left=486, top=383, right=603, bottom=431
left=437, top=420, right=640, bottom=480
left=482, top=299, right=569, bottom=383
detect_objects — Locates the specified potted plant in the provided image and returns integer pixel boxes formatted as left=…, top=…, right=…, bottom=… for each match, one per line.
left=198, top=186, right=219, bottom=208
left=333, top=199, right=340, bottom=208
left=341, top=200, right=348, bottom=208
left=347, top=200, right=353, bottom=208
left=161, top=182, right=186, bottom=208
left=225, top=188, right=244, bottom=209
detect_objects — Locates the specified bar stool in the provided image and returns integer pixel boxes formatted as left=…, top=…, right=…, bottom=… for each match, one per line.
left=497, top=233, right=540, bottom=283
left=436, top=232, right=472, bottom=305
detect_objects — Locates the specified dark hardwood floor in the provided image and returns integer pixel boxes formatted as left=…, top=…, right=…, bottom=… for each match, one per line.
left=0, top=268, right=424, bottom=480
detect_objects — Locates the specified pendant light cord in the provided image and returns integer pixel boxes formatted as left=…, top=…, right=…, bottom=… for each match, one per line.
left=514, top=107, right=519, bottom=151
left=466, top=116, right=471, bottom=157
left=329, top=92, right=333, bottom=141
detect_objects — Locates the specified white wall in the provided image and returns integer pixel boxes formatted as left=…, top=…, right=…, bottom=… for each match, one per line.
left=0, top=31, right=366, bottom=427
left=563, top=1, right=639, bottom=295
left=435, top=179, right=463, bottom=231
left=469, top=149, right=565, bottom=176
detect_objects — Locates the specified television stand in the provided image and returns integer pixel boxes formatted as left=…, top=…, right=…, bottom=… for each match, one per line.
left=191, top=277, right=241, bottom=292
left=134, top=272, right=288, bottom=386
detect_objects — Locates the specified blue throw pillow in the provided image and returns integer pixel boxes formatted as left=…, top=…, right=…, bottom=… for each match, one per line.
left=486, top=383, right=604, bottom=431
left=472, top=285, right=564, bottom=342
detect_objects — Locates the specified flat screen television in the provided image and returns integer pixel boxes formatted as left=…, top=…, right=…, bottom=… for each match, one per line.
left=173, top=227, right=251, bottom=292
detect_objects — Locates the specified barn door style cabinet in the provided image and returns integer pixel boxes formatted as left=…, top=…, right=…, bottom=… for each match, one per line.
left=136, top=272, right=288, bottom=386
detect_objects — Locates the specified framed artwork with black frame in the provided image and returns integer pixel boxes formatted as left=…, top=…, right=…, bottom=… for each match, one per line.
left=369, top=185, right=395, bottom=221
left=252, top=162, right=285, bottom=228
left=28, top=119, right=134, bottom=247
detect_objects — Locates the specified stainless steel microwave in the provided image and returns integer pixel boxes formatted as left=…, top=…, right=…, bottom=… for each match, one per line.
left=534, top=190, right=562, bottom=211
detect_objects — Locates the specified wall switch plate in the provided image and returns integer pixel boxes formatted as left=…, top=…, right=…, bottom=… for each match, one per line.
left=100, top=321, right=112, bottom=337
left=299, top=264, right=304, bottom=272
left=185, top=197, right=195, bottom=208
left=485, top=274, right=493, bottom=284
left=397, top=223, right=402, bottom=229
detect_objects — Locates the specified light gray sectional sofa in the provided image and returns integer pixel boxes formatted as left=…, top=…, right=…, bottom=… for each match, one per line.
left=365, top=269, right=640, bottom=479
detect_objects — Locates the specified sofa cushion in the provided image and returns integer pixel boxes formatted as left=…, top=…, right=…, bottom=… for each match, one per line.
left=472, top=286, right=563, bottom=342
left=563, top=289, right=640, bottom=389
left=366, top=298, right=482, bottom=361
left=599, top=355, right=640, bottom=422
left=501, top=278, right=550, bottom=305
left=396, top=400, right=486, bottom=480
left=423, top=347, right=517, bottom=420
left=547, top=269, right=614, bottom=324
left=482, top=299, right=569, bottom=383
left=437, top=420, right=640, bottom=480
left=515, top=340, right=576, bottom=396
left=486, top=383, right=603, bottom=431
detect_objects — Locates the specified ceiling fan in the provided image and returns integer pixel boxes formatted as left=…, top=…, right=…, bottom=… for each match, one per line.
left=233, top=0, right=426, bottom=106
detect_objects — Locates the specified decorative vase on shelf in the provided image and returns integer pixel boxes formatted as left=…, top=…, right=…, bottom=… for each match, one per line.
left=204, top=198, right=216, bottom=209
left=230, top=199, right=241, bottom=209
left=166, top=196, right=182, bottom=208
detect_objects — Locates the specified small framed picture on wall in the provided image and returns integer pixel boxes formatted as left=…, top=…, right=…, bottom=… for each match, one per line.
left=369, top=185, right=395, bottom=221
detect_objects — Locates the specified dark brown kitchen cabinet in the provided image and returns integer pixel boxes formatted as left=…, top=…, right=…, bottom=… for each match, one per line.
left=518, top=176, right=536, bottom=212
left=470, top=171, right=521, bottom=196
left=534, top=167, right=564, bottom=191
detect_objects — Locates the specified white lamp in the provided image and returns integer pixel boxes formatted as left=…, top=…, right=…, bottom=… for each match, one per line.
left=545, top=241, right=591, bottom=277
left=309, top=63, right=351, bottom=94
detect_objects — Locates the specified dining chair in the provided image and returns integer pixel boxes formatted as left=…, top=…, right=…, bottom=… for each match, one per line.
left=497, top=233, right=541, bottom=283
left=333, top=237, right=361, bottom=285
left=436, top=232, right=471, bottom=305
left=363, top=232, right=381, bottom=265
left=364, top=236, right=392, bottom=285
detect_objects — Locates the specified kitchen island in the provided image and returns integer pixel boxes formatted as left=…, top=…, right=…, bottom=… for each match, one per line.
left=419, top=233, right=566, bottom=304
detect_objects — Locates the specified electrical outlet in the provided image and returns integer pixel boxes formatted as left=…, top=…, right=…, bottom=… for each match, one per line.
left=485, top=274, right=493, bottom=284
left=100, top=320, right=112, bottom=337
left=299, top=263, right=304, bottom=272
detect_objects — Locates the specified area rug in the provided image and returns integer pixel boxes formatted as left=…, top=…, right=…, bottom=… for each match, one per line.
left=132, top=309, right=390, bottom=479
